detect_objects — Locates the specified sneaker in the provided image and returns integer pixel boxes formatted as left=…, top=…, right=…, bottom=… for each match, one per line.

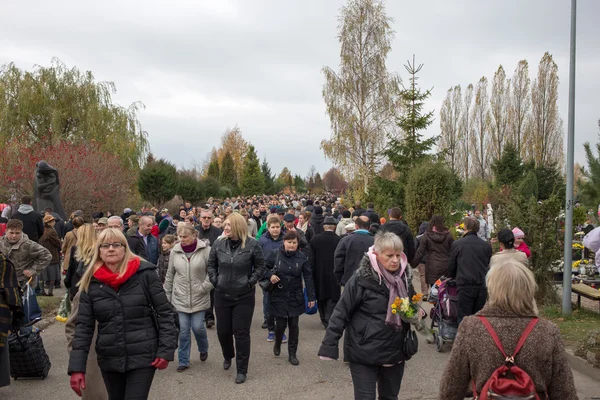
left=206, top=320, right=214, bottom=329
left=176, top=365, right=189, bottom=372
left=282, top=333, right=288, bottom=343
left=267, top=332, right=275, bottom=342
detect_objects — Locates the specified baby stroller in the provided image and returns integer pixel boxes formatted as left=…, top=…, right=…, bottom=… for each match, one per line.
left=429, top=277, right=458, bottom=352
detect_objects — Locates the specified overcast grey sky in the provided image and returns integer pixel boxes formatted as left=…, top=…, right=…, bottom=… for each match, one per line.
left=1, top=0, right=598, bottom=177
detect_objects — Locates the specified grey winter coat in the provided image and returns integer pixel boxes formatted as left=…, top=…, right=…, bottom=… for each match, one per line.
left=335, top=218, right=354, bottom=236
left=164, top=241, right=213, bottom=314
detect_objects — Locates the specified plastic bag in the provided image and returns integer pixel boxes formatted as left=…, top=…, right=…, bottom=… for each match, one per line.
left=22, top=281, right=42, bottom=324
left=55, top=292, right=71, bottom=323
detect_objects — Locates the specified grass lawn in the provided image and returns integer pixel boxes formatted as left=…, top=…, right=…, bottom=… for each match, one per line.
left=36, top=295, right=64, bottom=318
left=542, top=304, right=600, bottom=347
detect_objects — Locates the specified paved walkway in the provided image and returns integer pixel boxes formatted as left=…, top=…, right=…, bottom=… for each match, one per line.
left=1, top=287, right=598, bottom=399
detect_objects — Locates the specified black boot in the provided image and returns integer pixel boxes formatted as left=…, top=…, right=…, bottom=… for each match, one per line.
left=223, top=359, right=232, bottom=370
left=289, top=354, right=299, bottom=366
left=235, top=373, right=246, bottom=384
left=273, top=342, right=281, bottom=356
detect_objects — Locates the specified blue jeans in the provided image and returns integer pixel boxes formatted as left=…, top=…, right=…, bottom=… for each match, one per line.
left=178, top=311, right=208, bottom=366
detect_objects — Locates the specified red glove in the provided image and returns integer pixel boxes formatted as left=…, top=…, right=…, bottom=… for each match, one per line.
left=70, top=373, right=86, bottom=397
left=151, top=357, right=169, bottom=370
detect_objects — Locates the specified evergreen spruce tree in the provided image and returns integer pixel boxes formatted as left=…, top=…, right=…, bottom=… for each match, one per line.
left=207, top=159, right=220, bottom=180
left=240, top=145, right=265, bottom=195
left=137, top=158, right=178, bottom=208
left=261, top=158, right=275, bottom=194
left=220, top=151, right=238, bottom=193
left=293, top=175, right=306, bottom=192
left=491, top=141, right=524, bottom=187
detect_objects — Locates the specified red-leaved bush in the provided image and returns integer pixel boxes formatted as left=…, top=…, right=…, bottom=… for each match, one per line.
left=0, top=137, right=136, bottom=217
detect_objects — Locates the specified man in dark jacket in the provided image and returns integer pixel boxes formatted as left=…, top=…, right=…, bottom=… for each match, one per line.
left=447, top=217, right=492, bottom=324
left=379, top=207, right=415, bottom=264
left=351, top=202, right=366, bottom=218
left=310, top=216, right=341, bottom=328
left=195, top=209, right=222, bottom=329
left=310, top=206, right=325, bottom=235
left=15, top=196, right=44, bottom=242
left=362, top=203, right=380, bottom=224
left=334, top=217, right=374, bottom=286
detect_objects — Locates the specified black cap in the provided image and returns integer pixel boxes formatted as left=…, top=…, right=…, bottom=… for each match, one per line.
left=315, top=206, right=323, bottom=215
left=277, top=209, right=286, bottom=215
left=283, top=214, right=295, bottom=222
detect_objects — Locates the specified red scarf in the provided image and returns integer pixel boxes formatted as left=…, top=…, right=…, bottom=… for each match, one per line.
left=94, top=257, right=141, bottom=290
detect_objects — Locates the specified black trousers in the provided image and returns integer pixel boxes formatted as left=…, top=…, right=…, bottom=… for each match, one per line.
left=457, top=286, right=488, bottom=324
left=215, top=293, right=255, bottom=374
left=101, top=367, right=156, bottom=400
left=349, top=362, right=405, bottom=400
left=205, top=289, right=215, bottom=322
left=274, top=316, right=299, bottom=355
left=317, top=299, right=337, bottom=327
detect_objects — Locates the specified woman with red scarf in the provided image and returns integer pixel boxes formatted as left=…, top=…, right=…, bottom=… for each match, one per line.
left=68, top=229, right=178, bottom=400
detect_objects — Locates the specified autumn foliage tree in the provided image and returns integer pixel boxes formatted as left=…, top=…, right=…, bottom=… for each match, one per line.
left=0, top=137, right=136, bottom=216
left=323, top=167, right=348, bottom=195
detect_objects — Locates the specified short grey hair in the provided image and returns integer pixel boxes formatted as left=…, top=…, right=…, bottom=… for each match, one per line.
left=107, top=216, right=123, bottom=226
left=373, top=231, right=404, bottom=254
left=200, top=209, right=213, bottom=217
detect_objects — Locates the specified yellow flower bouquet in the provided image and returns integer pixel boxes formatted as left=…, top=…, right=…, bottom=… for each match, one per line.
left=391, top=293, right=424, bottom=324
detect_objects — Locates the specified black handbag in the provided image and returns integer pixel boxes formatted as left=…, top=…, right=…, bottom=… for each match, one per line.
left=403, top=322, right=418, bottom=359
left=259, top=252, right=280, bottom=293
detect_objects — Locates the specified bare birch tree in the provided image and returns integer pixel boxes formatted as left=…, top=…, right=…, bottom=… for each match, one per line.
left=529, top=52, right=564, bottom=167
left=509, top=60, right=531, bottom=157
left=489, top=65, right=510, bottom=162
left=458, top=84, right=474, bottom=181
left=321, top=0, right=398, bottom=194
left=439, top=85, right=463, bottom=173
left=471, top=77, right=491, bottom=180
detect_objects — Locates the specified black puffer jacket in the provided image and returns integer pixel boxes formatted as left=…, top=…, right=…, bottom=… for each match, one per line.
left=68, top=261, right=178, bottom=374
left=319, top=255, right=414, bottom=365
left=207, top=237, right=266, bottom=301
left=263, top=248, right=316, bottom=318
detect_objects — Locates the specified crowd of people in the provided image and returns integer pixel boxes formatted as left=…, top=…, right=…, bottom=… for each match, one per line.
left=0, top=193, right=579, bottom=399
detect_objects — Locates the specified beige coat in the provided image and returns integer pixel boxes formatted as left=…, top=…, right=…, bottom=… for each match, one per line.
left=490, top=248, right=528, bottom=269
left=65, top=291, right=108, bottom=400
left=0, top=234, right=52, bottom=285
left=439, top=306, right=576, bottom=400
left=164, top=240, right=213, bottom=314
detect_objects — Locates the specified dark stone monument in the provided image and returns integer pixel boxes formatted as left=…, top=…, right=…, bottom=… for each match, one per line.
left=33, top=160, right=66, bottom=220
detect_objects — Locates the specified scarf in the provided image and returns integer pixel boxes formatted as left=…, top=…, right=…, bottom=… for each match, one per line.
left=181, top=240, right=197, bottom=254
left=297, top=222, right=308, bottom=233
left=367, top=246, right=408, bottom=330
left=94, top=257, right=141, bottom=290
left=0, top=254, right=22, bottom=349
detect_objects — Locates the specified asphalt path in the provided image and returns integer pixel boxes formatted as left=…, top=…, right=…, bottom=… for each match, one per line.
left=1, top=283, right=598, bottom=400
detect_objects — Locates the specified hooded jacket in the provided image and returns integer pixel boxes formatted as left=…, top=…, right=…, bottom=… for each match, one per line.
left=411, top=230, right=454, bottom=284
left=319, top=254, right=413, bottom=365
left=164, top=240, right=213, bottom=314
left=15, top=204, right=44, bottom=242
left=0, top=233, right=52, bottom=284
left=335, top=217, right=354, bottom=237
left=310, top=213, right=325, bottom=235
left=379, top=219, right=416, bottom=263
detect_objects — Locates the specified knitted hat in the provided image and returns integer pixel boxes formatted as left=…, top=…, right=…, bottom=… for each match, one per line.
left=512, top=227, right=525, bottom=238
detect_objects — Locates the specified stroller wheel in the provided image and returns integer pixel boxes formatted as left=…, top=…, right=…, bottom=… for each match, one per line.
left=434, top=331, right=443, bottom=352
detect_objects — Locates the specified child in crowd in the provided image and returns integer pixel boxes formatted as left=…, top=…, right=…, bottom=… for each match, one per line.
left=158, top=234, right=176, bottom=283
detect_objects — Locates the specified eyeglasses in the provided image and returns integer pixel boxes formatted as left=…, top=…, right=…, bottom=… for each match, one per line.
left=99, top=243, right=124, bottom=249
left=201, top=216, right=212, bottom=219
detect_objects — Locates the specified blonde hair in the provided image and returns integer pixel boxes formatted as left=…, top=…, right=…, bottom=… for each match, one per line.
left=374, top=231, right=404, bottom=254
left=78, top=228, right=139, bottom=292
left=486, top=262, right=538, bottom=316
left=225, top=213, right=248, bottom=249
left=177, top=223, right=198, bottom=237
left=74, top=224, right=97, bottom=266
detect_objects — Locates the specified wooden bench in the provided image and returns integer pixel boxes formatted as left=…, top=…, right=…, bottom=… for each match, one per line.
left=572, top=283, right=600, bottom=313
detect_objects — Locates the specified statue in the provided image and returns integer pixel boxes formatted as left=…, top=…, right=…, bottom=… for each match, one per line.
left=33, top=160, right=66, bottom=220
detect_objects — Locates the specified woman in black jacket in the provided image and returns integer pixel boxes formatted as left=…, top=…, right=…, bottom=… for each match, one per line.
left=318, top=232, right=415, bottom=400
left=263, top=230, right=315, bottom=366
left=68, top=228, right=178, bottom=400
left=207, top=213, right=265, bottom=385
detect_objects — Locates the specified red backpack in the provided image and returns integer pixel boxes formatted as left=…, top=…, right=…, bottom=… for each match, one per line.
left=473, top=316, right=543, bottom=400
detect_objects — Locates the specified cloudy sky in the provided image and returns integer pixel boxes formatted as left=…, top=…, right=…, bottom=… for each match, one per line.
left=1, top=0, right=598, bottom=177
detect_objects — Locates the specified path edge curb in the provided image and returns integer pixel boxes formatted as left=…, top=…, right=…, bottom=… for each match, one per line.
left=566, top=348, right=600, bottom=382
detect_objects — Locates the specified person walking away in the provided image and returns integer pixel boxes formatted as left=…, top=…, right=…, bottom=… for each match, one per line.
left=196, top=209, right=223, bottom=329
left=438, top=261, right=577, bottom=400
left=68, top=229, right=178, bottom=400
left=0, top=253, right=23, bottom=388
left=362, top=202, right=380, bottom=225
left=474, top=209, right=490, bottom=242
left=411, top=215, right=454, bottom=288
left=335, top=210, right=354, bottom=237
left=334, top=217, right=374, bottom=286
left=64, top=224, right=96, bottom=301
left=0, top=219, right=52, bottom=287
left=263, top=231, right=315, bottom=366
left=15, top=195, right=44, bottom=243
left=258, top=216, right=285, bottom=341
left=512, top=227, right=531, bottom=258
left=207, top=213, right=265, bottom=384
left=413, top=222, right=429, bottom=297
left=319, top=232, right=415, bottom=399
left=63, top=216, right=85, bottom=273
left=310, top=206, right=325, bottom=235
left=157, top=235, right=176, bottom=284
left=447, top=218, right=492, bottom=324
left=379, top=207, right=416, bottom=264
left=309, top=216, right=341, bottom=328
left=38, top=214, right=62, bottom=296
left=490, top=229, right=528, bottom=269
left=164, top=224, right=212, bottom=372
